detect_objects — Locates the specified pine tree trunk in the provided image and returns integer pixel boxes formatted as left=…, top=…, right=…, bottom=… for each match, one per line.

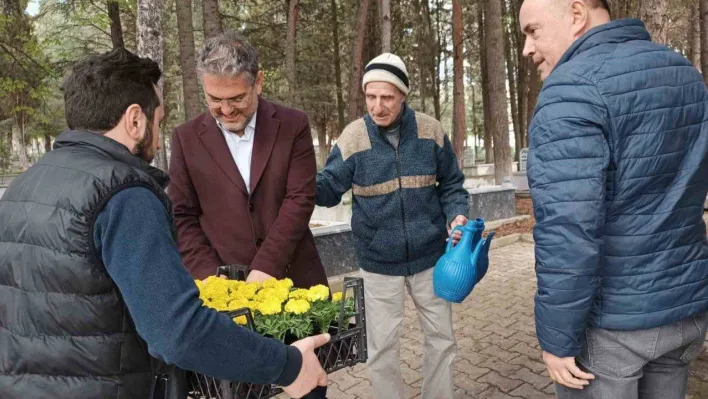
left=452, top=0, right=466, bottom=169
left=478, top=6, right=493, bottom=164
left=137, top=0, right=167, bottom=170
left=526, top=62, right=540, bottom=148
left=484, top=0, right=512, bottom=184
left=202, top=0, right=223, bottom=40
left=412, top=0, right=427, bottom=114
left=286, top=0, right=300, bottom=104
left=347, top=0, right=370, bottom=122
left=330, top=0, right=345, bottom=132
left=503, top=0, right=520, bottom=163
left=688, top=2, right=701, bottom=69
left=44, top=132, right=52, bottom=153
left=422, top=0, right=440, bottom=119
left=176, top=0, right=202, bottom=121
left=316, top=114, right=328, bottom=168
left=701, top=0, right=708, bottom=83
left=380, top=0, right=391, bottom=53
left=107, top=1, right=124, bottom=49
left=640, top=0, right=668, bottom=43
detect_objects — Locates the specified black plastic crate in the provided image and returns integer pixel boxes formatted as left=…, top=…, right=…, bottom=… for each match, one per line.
left=184, top=270, right=367, bottom=399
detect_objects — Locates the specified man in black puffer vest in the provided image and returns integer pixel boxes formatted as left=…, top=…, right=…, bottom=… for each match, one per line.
left=0, top=49, right=329, bottom=399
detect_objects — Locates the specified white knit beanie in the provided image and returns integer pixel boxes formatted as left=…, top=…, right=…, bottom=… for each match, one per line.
left=362, top=53, right=410, bottom=96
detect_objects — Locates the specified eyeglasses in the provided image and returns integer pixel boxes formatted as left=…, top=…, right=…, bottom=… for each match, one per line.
left=204, top=90, right=253, bottom=110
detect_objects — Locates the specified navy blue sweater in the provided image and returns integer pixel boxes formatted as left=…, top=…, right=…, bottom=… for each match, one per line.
left=317, top=106, right=469, bottom=276
left=93, top=187, right=302, bottom=385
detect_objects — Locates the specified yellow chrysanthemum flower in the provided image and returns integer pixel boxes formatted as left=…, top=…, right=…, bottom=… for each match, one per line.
left=224, top=298, right=253, bottom=311
left=257, top=298, right=282, bottom=316
left=289, top=289, right=309, bottom=300
left=332, top=292, right=343, bottom=302
left=284, top=299, right=311, bottom=315
left=237, top=282, right=260, bottom=300
left=232, top=316, right=247, bottom=325
left=262, top=278, right=279, bottom=289
left=277, top=278, right=294, bottom=290
left=307, top=285, right=330, bottom=302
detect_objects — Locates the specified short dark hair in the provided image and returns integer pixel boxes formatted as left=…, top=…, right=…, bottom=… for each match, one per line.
left=198, top=31, right=259, bottom=84
left=590, top=0, right=611, bottom=12
left=62, top=48, right=162, bottom=132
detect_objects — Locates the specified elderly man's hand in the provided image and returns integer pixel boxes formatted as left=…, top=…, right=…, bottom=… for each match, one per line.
left=447, top=215, right=468, bottom=245
left=543, top=351, right=594, bottom=389
left=246, top=269, right=274, bottom=283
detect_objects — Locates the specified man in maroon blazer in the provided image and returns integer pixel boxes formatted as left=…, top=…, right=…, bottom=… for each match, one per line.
left=168, top=31, right=328, bottom=290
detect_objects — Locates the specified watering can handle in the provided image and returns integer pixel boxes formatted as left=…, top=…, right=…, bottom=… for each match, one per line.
left=446, top=225, right=464, bottom=252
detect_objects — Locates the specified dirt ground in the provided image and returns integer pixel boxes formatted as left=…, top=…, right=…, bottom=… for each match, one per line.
left=483, top=195, right=536, bottom=238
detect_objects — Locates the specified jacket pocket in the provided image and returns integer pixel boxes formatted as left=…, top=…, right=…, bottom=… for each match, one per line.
left=406, top=219, right=447, bottom=259
left=367, top=228, right=407, bottom=264
left=586, top=327, right=658, bottom=378
left=680, top=312, right=708, bottom=363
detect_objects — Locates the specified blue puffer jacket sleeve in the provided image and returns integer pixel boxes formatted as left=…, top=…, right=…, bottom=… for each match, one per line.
left=528, top=71, right=611, bottom=357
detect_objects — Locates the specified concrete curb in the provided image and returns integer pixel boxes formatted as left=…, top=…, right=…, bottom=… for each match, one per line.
left=327, top=271, right=360, bottom=294
left=485, top=215, right=532, bottom=230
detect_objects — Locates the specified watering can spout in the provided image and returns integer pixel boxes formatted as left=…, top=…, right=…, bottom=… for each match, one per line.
left=476, top=231, right=494, bottom=283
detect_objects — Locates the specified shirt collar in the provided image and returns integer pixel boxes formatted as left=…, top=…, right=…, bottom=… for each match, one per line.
left=217, top=110, right=258, bottom=141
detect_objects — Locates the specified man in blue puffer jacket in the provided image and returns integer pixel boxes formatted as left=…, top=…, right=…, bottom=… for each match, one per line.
left=520, top=0, right=708, bottom=397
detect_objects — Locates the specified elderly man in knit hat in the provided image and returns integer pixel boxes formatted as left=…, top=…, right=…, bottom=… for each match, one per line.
left=316, top=53, right=469, bottom=399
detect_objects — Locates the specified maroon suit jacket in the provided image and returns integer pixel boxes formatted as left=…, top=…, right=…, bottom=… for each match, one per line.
left=168, top=98, right=328, bottom=289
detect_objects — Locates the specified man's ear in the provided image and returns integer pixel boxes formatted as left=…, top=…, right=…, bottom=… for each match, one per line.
left=255, top=70, right=264, bottom=95
left=124, top=104, right=146, bottom=142
left=569, top=0, right=590, bottom=38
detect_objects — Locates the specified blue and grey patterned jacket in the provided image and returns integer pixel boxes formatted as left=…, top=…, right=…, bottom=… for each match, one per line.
left=316, top=105, right=469, bottom=276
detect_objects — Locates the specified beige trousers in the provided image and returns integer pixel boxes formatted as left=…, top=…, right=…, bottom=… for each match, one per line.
left=360, top=267, right=456, bottom=399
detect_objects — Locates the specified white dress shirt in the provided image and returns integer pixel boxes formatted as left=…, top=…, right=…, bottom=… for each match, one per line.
left=218, top=111, right=257, bottom=193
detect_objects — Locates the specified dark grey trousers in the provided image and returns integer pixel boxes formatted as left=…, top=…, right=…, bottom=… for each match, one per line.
left=556, top=313, right=708, bottom=399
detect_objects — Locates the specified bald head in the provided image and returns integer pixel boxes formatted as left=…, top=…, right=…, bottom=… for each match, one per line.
left=519, top=0, right=611, bottom=79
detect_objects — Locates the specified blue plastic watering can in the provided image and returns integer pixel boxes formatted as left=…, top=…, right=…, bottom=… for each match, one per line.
left=433, top=218, right=494, bottom=303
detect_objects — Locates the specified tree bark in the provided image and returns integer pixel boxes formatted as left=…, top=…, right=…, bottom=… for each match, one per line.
left=432, top=0, right=442, bottom=120
left=503, top=0, right=520, bottom=162
left=526, top=62, right=543, bottom=136
left=379, top=0, right=391, bottom=53
left=330, top=0, right=345, bottom=132
left=137, top=0, right=167, bottom=170
left=469, top=84, right=476, bottom=165
left=43, top=132, right=51, bottom=153
left=688, top=2, right=701, bottom=69
left=701, top=0, right=708, bottom=83
left=202, top=0, right=223, bottom=40
left=420, top=0, right=439, bottom=119
left=451, top=0, right=466, bottom=169
left=478, top=6, right=492, bottom=164
left=484, top=0, right=512, bottom=184
left=412, top=0, right=427, bottom=114
left=347, top=0, right=370, bottom=122
left=286, top=0, right=300, bottom=104
left=639, top=0, right=668, bottom=44
left=316, top=114, right=328, bottom=168
left=176, top=0, right=202, bottom=121
left=107, top=1, right=124, bottom=49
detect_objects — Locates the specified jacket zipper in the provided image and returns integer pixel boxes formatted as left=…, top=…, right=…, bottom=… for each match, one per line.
left=394, top=146, right=411, bottom=267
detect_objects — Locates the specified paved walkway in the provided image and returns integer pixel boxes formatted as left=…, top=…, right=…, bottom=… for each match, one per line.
left=325, top=241, right=708, bottom=399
